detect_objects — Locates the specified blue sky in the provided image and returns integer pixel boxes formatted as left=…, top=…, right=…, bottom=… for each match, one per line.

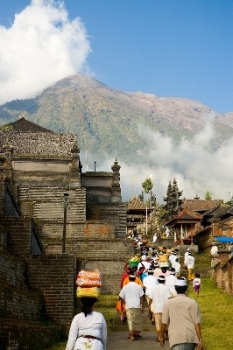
left=0, top=0, right=232, bottom=113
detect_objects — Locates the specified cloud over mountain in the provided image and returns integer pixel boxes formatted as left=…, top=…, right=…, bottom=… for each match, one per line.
left=0, top=0, right=91, bottom=104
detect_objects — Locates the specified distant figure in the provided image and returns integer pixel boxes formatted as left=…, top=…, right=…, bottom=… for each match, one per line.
left=210, top=242, right=218, bottom=257
left=187, top=252, right=195, bottom=281
left=165, top=227, right=170, bottom=237
left=173, top=258, right=181, bottom=277
left=193, top=273, right=201, bottom=297
left=168, top=251, right=177, bottom=267
left=153, top=233, right=158, bottom=243
left=165, top=268, right=177, bottom=297
left=184, top=247, right=190, bottom=269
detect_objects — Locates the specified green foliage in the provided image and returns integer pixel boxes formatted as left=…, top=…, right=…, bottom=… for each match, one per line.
left=163, top=178, right=183, bottom=220
left=0, top=124, right=13, bottom=131
left=142, top=177, right=153, bottom=194
left=204, top=190, right=212, bottom=200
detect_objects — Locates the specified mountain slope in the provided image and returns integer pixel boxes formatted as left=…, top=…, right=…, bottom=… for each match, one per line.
left=0, top=73, right=232, bottom=165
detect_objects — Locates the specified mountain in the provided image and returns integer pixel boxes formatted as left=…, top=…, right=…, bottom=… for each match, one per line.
left=0, top=73, right=232, bottom=165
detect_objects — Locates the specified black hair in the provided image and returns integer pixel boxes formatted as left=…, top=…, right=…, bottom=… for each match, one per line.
left=129, top=275, right=136, bottom=281
left=80, top=297, right=97, bottom=317
left=175, top=285, right=188, bottom=294
left=161, top=267, right=167, bottom=271
left=158, top=276, right=166, bottom=284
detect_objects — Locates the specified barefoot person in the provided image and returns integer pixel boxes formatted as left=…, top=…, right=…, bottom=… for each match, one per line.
left=119, top=272, right=144, bottom=341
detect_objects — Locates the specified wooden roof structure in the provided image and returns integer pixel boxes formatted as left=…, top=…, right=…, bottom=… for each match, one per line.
left=166, top=208, right=203, bottom=229
left=201, top=203, right=233, bottom=227
left=126, top=195, right=154, bottom=226
left=181, top=198, right=221, bottom=214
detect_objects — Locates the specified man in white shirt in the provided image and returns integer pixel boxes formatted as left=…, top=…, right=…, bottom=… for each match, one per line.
left=187, top=252, right=195, bottom=281
left=119, top=273, right=144, bottom=341
left=165, top=268, right=177, bottom=297
left=143, top=269, right=158, bottom=322
left=149, top=275, right=171, bottom=341
left=173, top=258, right=181, bottom=277
left=184, top=248, right=190, bottom=268
left=152, top=233, right=158, bottom=243
left=168, top=251, right=177, bottom=267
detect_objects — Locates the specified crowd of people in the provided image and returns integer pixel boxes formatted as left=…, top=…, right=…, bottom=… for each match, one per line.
left=64, top=236, right=211, bottom=350
left=118, top=241, right=204, bottom=349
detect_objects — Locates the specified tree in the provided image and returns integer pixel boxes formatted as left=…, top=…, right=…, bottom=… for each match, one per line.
left=142, top=177, right=153, bottom=194
left=163, top=178, right=183, bottom=221
left=142, top=176, right=154, bottom=235
left=204, top=190, right=212, bottom=200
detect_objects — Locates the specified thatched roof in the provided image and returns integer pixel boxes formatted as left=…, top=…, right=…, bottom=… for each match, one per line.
left=0, top=118, right=77, bottom=157
left=127, top=195, right=147, bottom=210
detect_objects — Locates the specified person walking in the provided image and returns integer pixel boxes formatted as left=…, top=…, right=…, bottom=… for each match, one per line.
left=184, top=248, right=190, bottom=269
left=186, top=252, right=195, bottom=281
left=160, top=277, right=203, bottom=350
left=119, top=273, right=144, bottom=341
left=173, top=257, right=181, bottom=277
left=148, top=275, right=171, bottom=341
left=65, top=297, right=107, bottom=350
left=193, top=273, right=201, bottom=297
left=165, top=268, right=177, bottom=297
left=143, top=268, right=158, bottom=323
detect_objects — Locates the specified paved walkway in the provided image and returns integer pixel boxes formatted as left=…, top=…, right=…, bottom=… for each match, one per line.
left=107, top=304, right=170, bottom=350
left=107, top=331, right=170, bottom=349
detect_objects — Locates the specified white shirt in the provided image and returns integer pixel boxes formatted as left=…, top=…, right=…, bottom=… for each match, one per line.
left=119, top=281, right=144, bottom=309
left=173, top=260, right=181, bottom=274
left=138, top=260, right=151, bottom=271
left=169, top=254, right=177, bottom=267
left=165, top=274, right=177, bottom=297
left=193, top=277, right=201, bottom=287
left=165, top=274, right=177, bottom=288
left=187, top=255, right=195, bottom=269
left=149, top=283, right=171, bottom=313
left=210, top=245, right=218, bottom=255
left=184, top=251, right=190, bottom=266
left=65, top=311, right=107, bottom=350
left=143, top=275, right=158, bottom=295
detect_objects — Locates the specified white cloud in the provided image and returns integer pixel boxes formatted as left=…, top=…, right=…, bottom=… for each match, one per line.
left=82, top=117, right=233, bottom=204
left=0, top=0, right=91, bottom=104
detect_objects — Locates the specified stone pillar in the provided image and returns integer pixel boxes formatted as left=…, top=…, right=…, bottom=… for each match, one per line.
left=111, top=157, right=121, bottom=202
left=69, top=141, right=81, bottom=187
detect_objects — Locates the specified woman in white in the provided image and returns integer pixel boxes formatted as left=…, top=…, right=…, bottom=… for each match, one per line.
left=65, top=297, right=107, bottom=350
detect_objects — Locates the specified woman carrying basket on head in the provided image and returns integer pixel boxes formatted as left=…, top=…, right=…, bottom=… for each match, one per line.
left=65, top=297, right=107, bottom=350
